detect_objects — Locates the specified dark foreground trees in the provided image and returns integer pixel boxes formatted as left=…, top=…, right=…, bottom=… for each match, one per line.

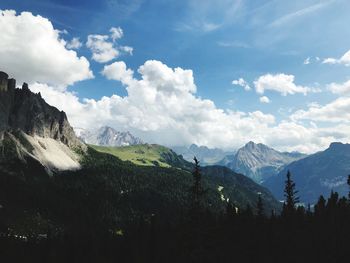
left=2, top=166, right=350, bottom=263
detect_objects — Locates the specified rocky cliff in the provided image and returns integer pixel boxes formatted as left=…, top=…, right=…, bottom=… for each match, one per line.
left=0, top=71, right=85, bottom=172
left=0, top=72, right=81, bottom=148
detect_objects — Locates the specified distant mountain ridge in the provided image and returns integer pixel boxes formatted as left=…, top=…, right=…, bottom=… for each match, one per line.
left=77, top=126, right=143, bottom=147
left=263, top=142, right=350, bottom=204
left=218, top=141, right=306, bottom=183
left=172, top=144, right=232, bottom=165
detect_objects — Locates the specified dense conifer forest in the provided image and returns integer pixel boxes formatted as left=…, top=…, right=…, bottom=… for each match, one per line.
left=1, top=150, right=350, bottom=263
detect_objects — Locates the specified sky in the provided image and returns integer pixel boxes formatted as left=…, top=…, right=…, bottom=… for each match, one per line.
left=1, top=0, right=350, bottom=153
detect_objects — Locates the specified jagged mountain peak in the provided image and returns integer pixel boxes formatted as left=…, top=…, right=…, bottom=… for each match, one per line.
left=78, top=126, right=143, bottom=147
left=221, top=141, right=306, bottom=183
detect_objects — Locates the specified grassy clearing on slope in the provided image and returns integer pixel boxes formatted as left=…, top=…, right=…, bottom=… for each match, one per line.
left=90, top=144, right=172, bottom=167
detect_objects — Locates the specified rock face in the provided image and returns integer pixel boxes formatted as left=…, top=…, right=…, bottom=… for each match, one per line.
left=0, top=71, right=85, bottom=172
left=0, top=72, right=81, bottom=148
left=263, top=142, right=350, bottom=204
left=78, top=126, right=143, bottom=147
left=218, top=141, right=306, bottom=183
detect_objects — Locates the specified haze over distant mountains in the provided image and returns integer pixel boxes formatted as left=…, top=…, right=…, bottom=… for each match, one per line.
left=218, top=141, right=307, bottom=183
left=264, top=142, right=350, bottom=204
left=172, top=144, right=233, bottom=166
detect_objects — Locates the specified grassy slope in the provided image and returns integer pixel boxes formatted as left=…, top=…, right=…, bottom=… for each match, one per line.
left=90, top=144, right=178, bottom=168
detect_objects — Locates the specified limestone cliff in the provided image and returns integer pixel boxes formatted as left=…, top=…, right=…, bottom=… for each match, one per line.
left=0, top=71, right=85, bottom=172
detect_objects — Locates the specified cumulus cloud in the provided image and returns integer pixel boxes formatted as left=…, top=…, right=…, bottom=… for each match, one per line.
left=102, top=61, right=134, bottom=83
left=0, top=10, right=93, bottom=88
left=232, top=78, right=251, bottom=91
left=323, top=49, right=350, bottom=66
left=86, top=35, right=119, bottom=63
left=31, top=60, right=277, bottom=149
left=291, top=96, right=350, bottom=123
left=66, top=37, right=83, bottom=49
left=259, top=96, right=271, bottom=103
left=254, top=73, right=318, bottom=96
left=29, top=60, right=349, bottom=153
left=86, top=27, right=133, bottom=63
left=328, top=80, right=350, bottom=95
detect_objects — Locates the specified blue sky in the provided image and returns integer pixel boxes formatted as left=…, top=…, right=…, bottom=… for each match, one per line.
left=1, top=0, right=350, bottom=152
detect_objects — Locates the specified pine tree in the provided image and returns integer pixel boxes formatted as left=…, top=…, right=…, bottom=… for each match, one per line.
left=256, top=195, right=264, bottom=218
left=189, top=157, right=205, bottom=224
left=314, top=195, right=326, bottom=217
left=282, top=170, right=299, bottom=217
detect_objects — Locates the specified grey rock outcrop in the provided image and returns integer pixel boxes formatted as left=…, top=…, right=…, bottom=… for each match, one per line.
left=218, top=141, right=306, bottom=183
left=0, top=71, right=83, bottom=149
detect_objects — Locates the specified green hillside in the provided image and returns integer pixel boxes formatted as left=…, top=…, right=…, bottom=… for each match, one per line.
left=90, top=143, right=192, bottom=169
left=0, top=145, right=281, bottom=239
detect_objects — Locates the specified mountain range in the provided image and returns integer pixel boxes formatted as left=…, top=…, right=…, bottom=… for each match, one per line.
left=172, top=144, right=232, bottom=166
left=76, top=126, right=143, bottom=147
left=0, top=71, right=281, bottom=236
left=263, top=142, right=350, bottom=204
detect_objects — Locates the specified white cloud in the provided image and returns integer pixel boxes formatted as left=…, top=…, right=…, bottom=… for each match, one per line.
left=30, top=60, right=349, bottom=154
left=0, top=10, right=93, bottom=88
left=66, top=37, right=82, bottom=49
left=86, top=34, right=119, bottom=63
left=328, top=80, right=350, bottom=95
left=102, top=61, right=134, bottom=83
left=303, top=57, right=310, bottom=65
left=232, top=78, right=251, bottom=91
left=110, top=27, right=123, bottom=41
left=323, top=49, right=350, bottom=66
left=291, top=96, right=350, bottom=123
left=120, top=46, right=133, bottom=55
left=259, top=96, right=270, bottom=103
left=86, top=27, right=132, bottom=63
left=254, top=73, right=317, bottom=96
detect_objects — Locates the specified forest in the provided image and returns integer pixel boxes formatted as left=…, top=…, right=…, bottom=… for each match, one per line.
left=1, top=152, right=350, bottom=263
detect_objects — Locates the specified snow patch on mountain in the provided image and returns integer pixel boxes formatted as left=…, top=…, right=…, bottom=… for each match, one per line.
left=76, top=126, right=143, bottom=147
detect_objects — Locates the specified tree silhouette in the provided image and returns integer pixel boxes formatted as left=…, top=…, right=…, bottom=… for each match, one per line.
left=282, top=170, right=299, bottom=217
left=256, top=195, right=264, bottom=218
left=189, top=157, right=205, bottom=225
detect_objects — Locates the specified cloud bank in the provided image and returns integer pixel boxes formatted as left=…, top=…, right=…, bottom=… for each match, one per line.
left=30, top=60, right=350, bottom=154
left=0, top=10, right=93, bottom=88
